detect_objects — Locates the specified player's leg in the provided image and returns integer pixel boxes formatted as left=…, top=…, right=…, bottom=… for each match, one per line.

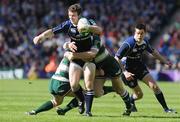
left=57, top=76, right=103, bottom=116
left=121, top=73, right=142, bottom=112
left=26, top=95, right=64, bottom=115
left=142, top=73, right=177, bottom=113
left=55, top=82, right=79, bottom=115
left=56, top=90, right=79, bottom=116
left=56, top=97, right=79, bottom=115
left=94, top=69, right=114, bottom=97
left=26, top=78, right=72, bottom=115
left=111, top=77, right=133, bottom=116
left=94, top=77, right=106, bottom=97
left=130, top=85, right=143, bottom=112
left=83, top=62, right=96, bottom=116
left=57, top=70, right=112, bottom=116
left=69, top=62, right=85, bottom=114
left=101, top=56, right=132, bottom=116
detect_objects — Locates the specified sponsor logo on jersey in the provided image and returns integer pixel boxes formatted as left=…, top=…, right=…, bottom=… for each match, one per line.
left=70, top=28, right=76, bottom=34
left=133, top=48, right=137, bottom=52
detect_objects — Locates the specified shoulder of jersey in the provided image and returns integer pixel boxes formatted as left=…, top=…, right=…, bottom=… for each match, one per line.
left=124, top=36, right=135, bottom=48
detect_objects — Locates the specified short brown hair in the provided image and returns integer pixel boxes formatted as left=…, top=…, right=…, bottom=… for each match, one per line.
left=68, top=3, right=82, bottom=16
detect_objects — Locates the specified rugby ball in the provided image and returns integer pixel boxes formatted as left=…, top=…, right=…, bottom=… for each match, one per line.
left=77, top=18, right=90, bottom=33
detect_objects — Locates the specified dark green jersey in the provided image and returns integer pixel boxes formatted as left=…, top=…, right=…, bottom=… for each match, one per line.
left=93, top=36, right=122, bottom=77
left=92, top=36, right=109, bottom=64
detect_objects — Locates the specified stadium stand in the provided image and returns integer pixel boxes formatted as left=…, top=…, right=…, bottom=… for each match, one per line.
left=0, top=0, right=179, bottom=78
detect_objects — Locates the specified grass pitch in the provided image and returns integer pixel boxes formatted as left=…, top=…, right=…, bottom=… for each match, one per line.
left=0, top=79, right=180, bottom=122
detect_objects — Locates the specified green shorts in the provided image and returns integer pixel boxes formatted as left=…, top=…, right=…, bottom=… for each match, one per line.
left=49, top=79, right=71, bottom=96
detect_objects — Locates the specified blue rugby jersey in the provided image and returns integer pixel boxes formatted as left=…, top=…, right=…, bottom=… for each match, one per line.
left=52, top=19, right=96, bottom=52
left=115, top=36, right=154, bottom=62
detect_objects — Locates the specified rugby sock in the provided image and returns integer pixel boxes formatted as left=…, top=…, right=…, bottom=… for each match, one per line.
left=85, top=90, right=94, bottom=113
left=155, top=92, right=169, bottom=110
left=74, top=86, right=85, bottom=102
left=62, top=98, right=79, bottom=112
left=121, top=90, right=131, bottom=109
left=130, top=94, right=138, bottom=103
left=35, top=101, right=53, bottom=114
left=103, top=86, right=114, bottom=95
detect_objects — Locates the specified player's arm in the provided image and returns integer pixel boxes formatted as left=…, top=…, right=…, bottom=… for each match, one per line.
left=145, top=40, right=172, bottom=66
left=33, top=29, right=54, bottom=45
left=151, top=49, right=171, bottom=66
left=33, top=21, right=69, bottom=45
left=115, top=56, right=126, bottom=72
left=88, top=25, right=103, bottom=35
left=88, top=19, right=102, bottom=35
left=79, top=19, right=102, bottom=35
left=115, top=43, right=130, bottom=71
left=70, top=36, right=100, bottom=60
left=79, top=24, right=102, bottom=35
left=74, top=48, right=98, bottom=60
left=115, top=43, right=135, bottom=80
left=64, top=48, right=98, bottom=61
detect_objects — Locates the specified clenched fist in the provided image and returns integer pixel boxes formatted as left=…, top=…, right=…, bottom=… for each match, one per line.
left=33, top=36, right=43, bottom=45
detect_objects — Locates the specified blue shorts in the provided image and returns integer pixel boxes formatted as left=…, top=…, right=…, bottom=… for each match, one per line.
left=121, top=61, right=149, bottom=88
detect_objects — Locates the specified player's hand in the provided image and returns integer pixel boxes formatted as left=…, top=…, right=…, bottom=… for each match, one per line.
left=33, top=36, right=42, bottom=45
left=64, top=51, right=74, bottom=61
left=68, top=42, right=77, bottom=52
left=77, top=25, right=90, bottom=33
left=123, top=71, right=135, bottom=81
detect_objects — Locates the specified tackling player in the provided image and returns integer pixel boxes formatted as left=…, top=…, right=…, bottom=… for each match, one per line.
left=64, top=35, right=133, bottom=116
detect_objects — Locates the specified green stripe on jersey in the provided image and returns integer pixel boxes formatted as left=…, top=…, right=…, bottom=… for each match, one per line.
left=52, top=57, right=70, bottom=82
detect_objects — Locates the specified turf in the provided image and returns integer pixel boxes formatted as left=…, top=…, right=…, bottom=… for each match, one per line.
left=0, top=79, right=180, bottom=122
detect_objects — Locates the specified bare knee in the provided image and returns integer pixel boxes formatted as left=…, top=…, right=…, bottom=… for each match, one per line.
left=51, top=99, right=63, bottom=107
left=71, top=84, right=80, bottom=92
left=136, top=92, right=143, bottom=99
left=94, top=90, right=104, bottom=98
left=133, top=90, right=143, bottom=100
left=112, top=78, right=125, bottom=95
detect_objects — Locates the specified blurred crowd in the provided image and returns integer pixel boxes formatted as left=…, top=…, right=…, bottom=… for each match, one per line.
left=157, top=15, right=180, bottom=70
left=0, top=0, right=178, bottom=78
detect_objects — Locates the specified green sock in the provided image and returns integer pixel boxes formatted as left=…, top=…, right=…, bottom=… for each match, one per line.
left=35, top=101, right=53, bottom=114
left=103, top=86, right=114, bottom=95
left=63, top=98, right=78, bottom=112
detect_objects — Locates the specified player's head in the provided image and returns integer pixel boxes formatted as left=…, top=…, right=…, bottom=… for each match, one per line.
left=68, top=3, right=82, bottom=25
left=134, top=23, right=146, bottom=43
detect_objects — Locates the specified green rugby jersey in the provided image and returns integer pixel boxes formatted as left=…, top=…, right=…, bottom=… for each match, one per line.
left=52, top=57, right=70, bottom=82
left=93, top=36, right=109, bottom=63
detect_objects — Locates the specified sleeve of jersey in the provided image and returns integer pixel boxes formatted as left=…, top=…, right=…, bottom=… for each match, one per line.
left=91, top=35, right=100, bottom=52
left=52, top=21, right=70, bottom=34
left=145, top=40, right=154, bottom=53
left=89, top=19, right=96, bottom=25
left=115, top=43, right=130, bottom=59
